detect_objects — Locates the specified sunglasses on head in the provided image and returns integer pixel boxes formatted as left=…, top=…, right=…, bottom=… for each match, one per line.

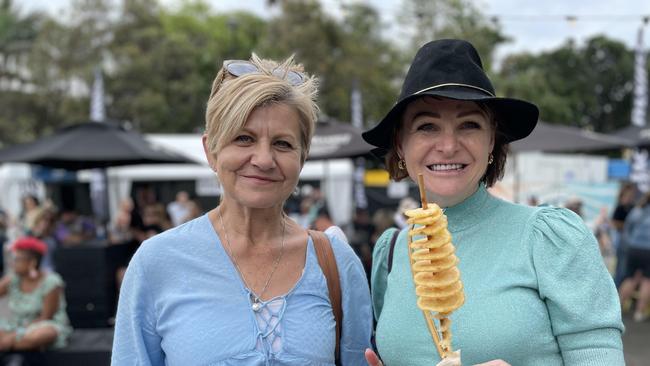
left=223, top=60, right=305, bottom=86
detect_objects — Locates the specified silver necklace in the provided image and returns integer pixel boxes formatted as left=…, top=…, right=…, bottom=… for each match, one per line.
left=218, top=207, right=286, bottom=312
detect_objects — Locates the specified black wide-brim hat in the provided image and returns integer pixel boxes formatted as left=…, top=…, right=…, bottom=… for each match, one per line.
left=362, top=39, right=539, bottom=155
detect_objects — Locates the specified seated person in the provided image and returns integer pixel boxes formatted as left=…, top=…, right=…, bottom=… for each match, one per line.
left=0, top=237, right=73, bottom=351
left=54, top=209, right=96, bottom=246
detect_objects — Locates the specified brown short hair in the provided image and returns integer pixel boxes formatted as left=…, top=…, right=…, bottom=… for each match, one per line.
left=384, top=98, right=509, bottom=187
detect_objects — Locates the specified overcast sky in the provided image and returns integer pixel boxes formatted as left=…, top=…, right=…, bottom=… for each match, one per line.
left=19, top=0, right=650, bottom=61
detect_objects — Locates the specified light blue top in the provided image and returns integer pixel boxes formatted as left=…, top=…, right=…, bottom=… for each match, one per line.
left=112, top=214, right=372, bottom=366
left=622, top=205, right=650, bottom=250
left=371, top=185, right=625, bottom=365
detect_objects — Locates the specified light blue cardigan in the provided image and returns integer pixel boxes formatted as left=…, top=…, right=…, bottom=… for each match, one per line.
left=112, top=214, right=372, bottom=365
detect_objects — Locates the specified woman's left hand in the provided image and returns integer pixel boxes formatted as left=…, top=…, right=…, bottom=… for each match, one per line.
left=365, top=348, right=383, bottom=366
left=473, top=360, right=511, bottom=366
left=364, top=348, right=510, bottom=366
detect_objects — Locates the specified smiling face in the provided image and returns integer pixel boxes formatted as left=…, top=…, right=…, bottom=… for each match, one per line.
left=204, top=103, right=303, bottom=210
left=398, top=97, right=495, bottom=207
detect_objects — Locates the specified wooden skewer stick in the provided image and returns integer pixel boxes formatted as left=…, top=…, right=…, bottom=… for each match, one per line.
left=407, top=229, right=444, bottom=359
left=417, top=173, right=427, bottom=209
left=425, top=312, right=445, bottom=359
left=417, top=174, right=436, bottom=256
left=413, top=173, right=445, bottom=359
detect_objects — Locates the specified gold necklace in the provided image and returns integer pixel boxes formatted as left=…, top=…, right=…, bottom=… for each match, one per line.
left=218, top=206, right=285, bottom=312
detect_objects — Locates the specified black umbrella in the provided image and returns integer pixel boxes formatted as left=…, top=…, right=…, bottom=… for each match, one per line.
left=308, top=120, right=373, bottom=160
left=511, top=121, right=633, bottom=152
left=0, top=121, right=196, bottom=170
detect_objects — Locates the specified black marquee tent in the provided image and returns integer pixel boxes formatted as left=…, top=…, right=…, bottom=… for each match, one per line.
left=511, top=121, right=633, bottom=153
left=308, top=120, right=373, bottom=160
left=0, top=121, right=196, bottom=170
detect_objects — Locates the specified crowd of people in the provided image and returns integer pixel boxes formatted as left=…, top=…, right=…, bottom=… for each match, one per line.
left=555, top=182, right=650, bottom=324
left=610, top=184, right=650, bottom=323
left=0, top=187, right=207, bottom=359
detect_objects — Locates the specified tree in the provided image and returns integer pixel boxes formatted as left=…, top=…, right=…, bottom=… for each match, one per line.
left=0, top=0, right=42, bottom=86
left=399, top=0, right=508, bottom=71
left=0, top=0, right=45, bottom=145
left=336, top=3, right=405, bottom=126
left=108, top=0, right=266, bottom=133
left=497, top=36, right=637, bottom=132
left=259, top=0, right=403, bottom=126
left=0, top=0, right=114, bottom=145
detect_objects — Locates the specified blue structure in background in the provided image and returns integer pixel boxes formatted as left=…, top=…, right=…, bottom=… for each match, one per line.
left=608, top=159, right=631, bottom=180
left=32, top=166, right=77, bottom=183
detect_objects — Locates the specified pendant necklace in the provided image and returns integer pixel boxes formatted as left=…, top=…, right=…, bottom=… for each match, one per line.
left=218, top=206, right=286, bottom=312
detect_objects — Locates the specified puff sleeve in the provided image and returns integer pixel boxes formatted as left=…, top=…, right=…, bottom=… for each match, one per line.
left=41, top=273, right=64, bottom=294
left=530, top=207, right=624, bottom=365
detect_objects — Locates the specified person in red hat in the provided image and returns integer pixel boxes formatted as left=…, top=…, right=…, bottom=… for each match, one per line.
left=0, top=236, right=72, bottom=351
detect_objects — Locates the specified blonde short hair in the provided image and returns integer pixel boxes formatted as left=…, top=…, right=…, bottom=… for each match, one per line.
left=204, top=54, right=319, bottom=165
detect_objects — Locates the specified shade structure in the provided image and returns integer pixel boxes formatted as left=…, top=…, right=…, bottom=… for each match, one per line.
left=0, top=122, right=197, bottom=170
left=308, top=120, right=373, bottom=160
left=611, top=124, right=650, bottom=148
left=510, top=121, right=633, bottom=153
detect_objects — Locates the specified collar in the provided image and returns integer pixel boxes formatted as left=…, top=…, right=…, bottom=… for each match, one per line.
left=443, top=183, right=490, bottom=232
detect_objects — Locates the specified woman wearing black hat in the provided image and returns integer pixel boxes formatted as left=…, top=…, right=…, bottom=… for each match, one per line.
left=363, top=39, right=624, bottom=365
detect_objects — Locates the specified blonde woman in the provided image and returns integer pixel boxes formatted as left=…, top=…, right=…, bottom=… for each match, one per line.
left=112, top=54, right=372, bottom=365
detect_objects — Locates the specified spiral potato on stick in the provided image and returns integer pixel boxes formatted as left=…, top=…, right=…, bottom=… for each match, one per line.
left=405, top=174, right=464, bottom=361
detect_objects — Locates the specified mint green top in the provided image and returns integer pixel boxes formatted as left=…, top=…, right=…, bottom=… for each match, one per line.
left=371, top=185, right=624, bottom=365
left=0, top=272, right=72, bottom=349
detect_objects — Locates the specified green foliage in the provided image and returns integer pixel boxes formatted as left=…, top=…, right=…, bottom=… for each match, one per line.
left=496, top=36, right=636, bottom=132
left=0, top=0, right=111, bottom=145
left=399, top=0, right=509, bottom=70
left=108, top=0, right=266, bottom=133
left=0, top=0, right=647, bottom=147
left=258, top=0, right=403, bottom=126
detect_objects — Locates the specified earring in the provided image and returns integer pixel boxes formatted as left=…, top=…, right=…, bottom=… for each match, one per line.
left=488, top=153, right=494, bottom=165
left=293, top=186, right=300, bottom=196
left=398, top=159, right=406, bottom=170
left=29, top=267, right=38, bottom=279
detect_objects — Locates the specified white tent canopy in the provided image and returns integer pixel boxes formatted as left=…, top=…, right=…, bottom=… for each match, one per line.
left=1, top=134, right=355, bottom=226
left=78, top=134, right=355, bottom=225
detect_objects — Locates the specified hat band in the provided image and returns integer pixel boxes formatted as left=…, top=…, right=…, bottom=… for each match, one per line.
left=414, top=83, right=495, bottom=97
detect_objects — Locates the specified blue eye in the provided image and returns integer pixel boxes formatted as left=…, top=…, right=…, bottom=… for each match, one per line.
left=416, top=123, right=436, bottom=132
left=234, top=135, right=253, bottom=143
left=275, top=140, right=294, bottom=149
left=460, top=121, right=481, bottom=129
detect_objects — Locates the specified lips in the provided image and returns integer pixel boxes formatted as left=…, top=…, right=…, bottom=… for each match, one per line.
left=241, top=174, right=278, bottom=182
left=426, top=163, right=467, bottom=172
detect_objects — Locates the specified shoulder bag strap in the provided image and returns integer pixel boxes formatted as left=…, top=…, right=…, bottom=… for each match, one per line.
left=386, top=228, right=400, bottom=274
left=309, top=229, right=342, bottom=365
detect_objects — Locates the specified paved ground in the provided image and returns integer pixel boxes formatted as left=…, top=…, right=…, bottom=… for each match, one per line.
left=623, top=314, right=650, bottom=366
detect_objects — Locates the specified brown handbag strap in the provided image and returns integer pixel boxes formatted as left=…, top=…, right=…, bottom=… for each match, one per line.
left=309, top=230, right=342, bottom=364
